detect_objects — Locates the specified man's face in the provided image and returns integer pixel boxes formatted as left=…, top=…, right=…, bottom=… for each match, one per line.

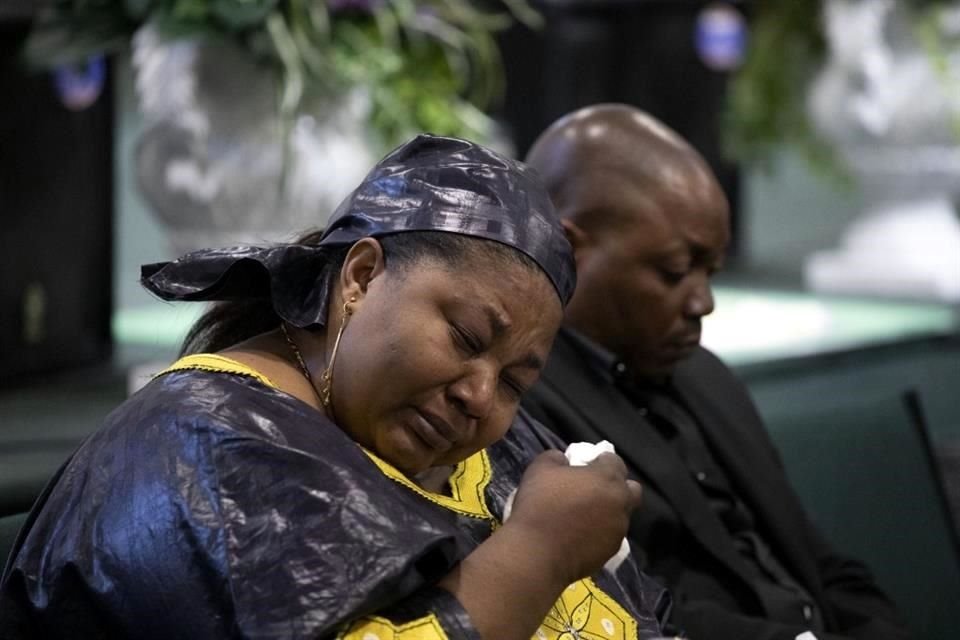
left=565, top=178, right=730, bottom=381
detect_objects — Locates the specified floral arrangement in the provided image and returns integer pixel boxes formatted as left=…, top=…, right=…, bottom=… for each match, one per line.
left=24, top=0, right=539, bottom=147
left=726, top=0, right=957, bottom=172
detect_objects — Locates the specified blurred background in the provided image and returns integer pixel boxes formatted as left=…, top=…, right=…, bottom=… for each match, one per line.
left=2, top=0, right=959, bottom=636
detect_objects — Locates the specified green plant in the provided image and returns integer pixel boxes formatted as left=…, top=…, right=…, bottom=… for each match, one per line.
left=24, top=0, right=539, bottom=147
left=726, top=0, right=955, bottom=174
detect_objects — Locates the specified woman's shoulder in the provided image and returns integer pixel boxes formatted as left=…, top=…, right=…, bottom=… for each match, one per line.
left=82, top=360, right=255, bottom=461
left=114, top=355, right=279, bottom=433
left=45, top=355, right=367, bottom=529
left=83, top=354, right=305, bottom=463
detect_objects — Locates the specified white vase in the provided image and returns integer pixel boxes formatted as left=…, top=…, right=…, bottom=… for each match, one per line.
left=131, top=23, right=378, bottom=256
left=805, top=0, right=960, bottom=302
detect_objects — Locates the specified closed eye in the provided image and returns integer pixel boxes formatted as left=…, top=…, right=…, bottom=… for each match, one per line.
left=659, top=268, right=687, bottom=285
left=450, top=324, right=482, bottom=355
left=499, top=374, right=527, bottom=400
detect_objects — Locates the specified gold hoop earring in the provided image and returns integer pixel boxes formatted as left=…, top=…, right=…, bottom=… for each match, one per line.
left=318, top=295, right=356, bottom=409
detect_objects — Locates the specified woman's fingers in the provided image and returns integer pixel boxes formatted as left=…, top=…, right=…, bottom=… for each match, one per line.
left=510, top=449, right=644, bottom=583
left=588, top=451, right=628, bottom=478
left=584, top=453, right=642, bottom=511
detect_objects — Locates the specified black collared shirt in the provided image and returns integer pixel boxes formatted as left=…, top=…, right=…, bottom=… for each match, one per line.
left=563, top=327, right=825, bottom=630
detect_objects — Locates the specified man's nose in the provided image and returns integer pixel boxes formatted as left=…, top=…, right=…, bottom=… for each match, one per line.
left=684, top=276, right=715, bottom=319
left=447, top=361, right=497, bottom=420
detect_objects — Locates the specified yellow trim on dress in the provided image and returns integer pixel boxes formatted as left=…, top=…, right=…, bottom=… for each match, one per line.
left=338, top=577, right=640, bottom=640
left=159, top=353, right=278, bottom=389
left=363, top=448, right=494, bottom=521
left=338, top=613, right=449, bottom=640
left=535, top=577, right=640, bottom=640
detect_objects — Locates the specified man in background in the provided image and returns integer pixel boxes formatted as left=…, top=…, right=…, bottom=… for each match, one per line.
left=521, top=103, right=911, bottom=640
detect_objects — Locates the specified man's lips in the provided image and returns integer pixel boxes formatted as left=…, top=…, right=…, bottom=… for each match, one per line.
left=664, top=332, right=701, bottom=357
left=676, top=332, right=700, bottom=347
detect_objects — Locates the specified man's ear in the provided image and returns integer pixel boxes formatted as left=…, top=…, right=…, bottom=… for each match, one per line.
left=339, top=238, right=386, bottom=302
left=561, top=218, right=593, bottom=263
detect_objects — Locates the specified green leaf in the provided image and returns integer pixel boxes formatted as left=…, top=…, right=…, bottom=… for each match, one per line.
left=211, top=0, right=280, bottom=30
left=18, top=0, right=531, bottom=154
left=170, top=0, right=209, bottom=22
left=123, top=0, right=153, bottom=19
left=23, top=12, right=133, bottom=68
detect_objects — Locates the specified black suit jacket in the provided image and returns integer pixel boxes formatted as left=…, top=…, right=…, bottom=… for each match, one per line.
left=523, top=330, right=912, bottom=640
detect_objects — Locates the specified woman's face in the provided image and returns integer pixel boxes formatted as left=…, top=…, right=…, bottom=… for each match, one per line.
left=331, top=240, right=563, bottom=476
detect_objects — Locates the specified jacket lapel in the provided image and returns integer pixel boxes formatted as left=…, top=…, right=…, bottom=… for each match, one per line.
left=670, top=349, right=826, bottom=600
left=538, top=335, right=762, bottom=596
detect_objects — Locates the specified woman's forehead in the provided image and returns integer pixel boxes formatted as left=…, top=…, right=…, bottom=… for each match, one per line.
left=447, top=265, right=559, bottom=331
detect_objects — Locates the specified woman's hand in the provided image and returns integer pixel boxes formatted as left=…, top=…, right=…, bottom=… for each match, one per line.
left=438, top=450, right=642, bottom=640
left=506, top=450, right=643, bottom=585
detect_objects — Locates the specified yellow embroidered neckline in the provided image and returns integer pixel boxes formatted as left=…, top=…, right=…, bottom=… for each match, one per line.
left=159, top=353, right=494, bottom=520
left=160, top=353, right=278, bottom=388
left=363, top=448, right=493, bottom=520
left=338, top=613, right=448, bottom=640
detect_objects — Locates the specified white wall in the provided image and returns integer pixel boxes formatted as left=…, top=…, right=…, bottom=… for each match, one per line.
left=742, top=150, right=864, bottom=271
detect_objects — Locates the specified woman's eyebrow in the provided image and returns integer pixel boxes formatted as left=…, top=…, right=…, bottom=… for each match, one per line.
left=480, top=304, right=512, bottom=337
left=474, top=303, right=542, bottom=368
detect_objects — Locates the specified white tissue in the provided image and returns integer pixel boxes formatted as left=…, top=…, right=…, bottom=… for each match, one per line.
left=501, top=440, right=632, bottom=574
left=796, top=633, right=818, bottom=640
left=565, top=440, right=616, bottom=466
left=503, top=440, right=632, bottom=572
left=563, top=441, right=631, bottom=573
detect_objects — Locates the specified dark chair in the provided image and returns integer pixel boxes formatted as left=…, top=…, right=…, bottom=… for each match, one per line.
left=0, top=512, right=28, bottom=572
left=937, top=439, right=960, bottom=537
left=764, top=390, right=960, bottom=639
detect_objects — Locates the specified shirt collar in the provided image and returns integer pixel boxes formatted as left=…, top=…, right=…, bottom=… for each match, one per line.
left=561, top=326, right=626, bottom=384
left=560, top=326, right=673, bottom=395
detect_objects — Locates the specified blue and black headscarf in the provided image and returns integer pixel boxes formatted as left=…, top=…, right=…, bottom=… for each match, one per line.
left=141, top=134, right=576, bottom=329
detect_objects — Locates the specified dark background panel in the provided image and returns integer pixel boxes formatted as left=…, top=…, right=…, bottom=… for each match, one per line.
left=497, top=0, right=749, bottom=256
left=0, top=18, right=114, bottom=385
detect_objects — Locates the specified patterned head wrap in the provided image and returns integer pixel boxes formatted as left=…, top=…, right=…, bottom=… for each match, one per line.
left=141, top=134, right=575, bottom=328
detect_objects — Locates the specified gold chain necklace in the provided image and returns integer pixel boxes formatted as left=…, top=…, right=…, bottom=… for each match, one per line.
left=280, top=322, right=325, bottom=408
left=279, top=296, right=355, bottom=413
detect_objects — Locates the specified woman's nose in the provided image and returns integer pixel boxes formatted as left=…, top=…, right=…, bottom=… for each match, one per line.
left=447, top=362, right=497, bottom=420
